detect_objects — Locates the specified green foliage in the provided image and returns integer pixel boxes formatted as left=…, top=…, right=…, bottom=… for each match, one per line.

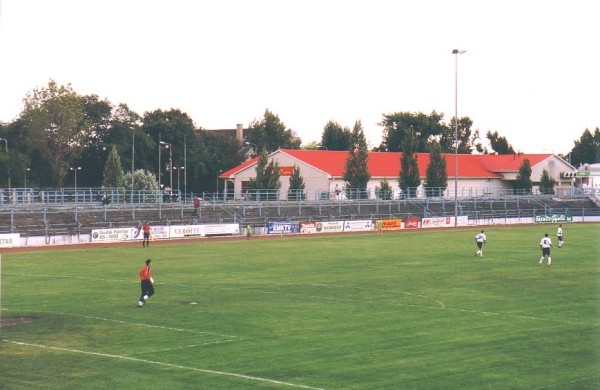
left=375, top=177, right=393, bottom=200
left=399, top=129, right=420, bottom=197
left=248, top=148, right=281, bottom=199
left=246, top=109, right=301, bottom=153
left=539, top=169, right=556, bottom=194
left=123, top=169, right=158, bottom=192
left=378, top=111, right=476, bottom=154
left=287, top=164, right=306, bottom=200
left=102, top=145, right=125, bottom=188
left=320, top=120, right=352, bottom=151
left=20, top=80, right=88, bottom=186
left=424, top=141, right=448, bottom=197
left=343, top=121, right=371, bottom=199
left=515, top=158, right=533, bottom=194
left=487, top=130, right=516, bottom=154
left=2, top=224, right=598, bottom=389
left=569, top=127, right=600, bottom=166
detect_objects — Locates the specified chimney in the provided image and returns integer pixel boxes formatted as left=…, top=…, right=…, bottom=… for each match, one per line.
left=236, top=124, right=244, bottom=143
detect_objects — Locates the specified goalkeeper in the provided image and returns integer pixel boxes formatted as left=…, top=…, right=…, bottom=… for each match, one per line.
left=138, top=258, right=155, bottom=308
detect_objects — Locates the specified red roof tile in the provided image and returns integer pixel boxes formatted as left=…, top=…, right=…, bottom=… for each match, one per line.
left=220, top=149, right=553, bottom=179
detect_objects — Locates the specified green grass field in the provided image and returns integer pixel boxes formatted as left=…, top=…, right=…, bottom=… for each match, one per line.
left=1, top=223, right=599, bottom=389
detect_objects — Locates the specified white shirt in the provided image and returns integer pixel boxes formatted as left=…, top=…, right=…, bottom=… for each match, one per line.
left=557, top=227, right=563, bottom=237
left=540, top=237, right=552, bottom=248
left=476, top=233, right=486, bottom=243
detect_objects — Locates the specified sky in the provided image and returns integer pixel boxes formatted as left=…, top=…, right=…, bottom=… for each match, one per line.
left=0, top=0, right=598, bottom=155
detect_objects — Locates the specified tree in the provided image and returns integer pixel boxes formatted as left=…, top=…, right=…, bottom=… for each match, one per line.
left=378, top=111, right=447, bottom=152
left=245, top=109, right=301, bottom=153
left=399, top=129, right=420, bottom=198
left=569, top=128, right=600, bottom=167
left=19, top=80, right=88, bottom=187
left=123, top=169, right=158, bottom=192
left=320, top=120, right=352, bottom=151
left=424, top=141, right=448, bottom=197
left=514, top=158, right=533, bottom=194
left=539, top=169, right=556, bottom=195
left=376, top=178, right=393, bottom=200
left=287, top=164, right=306, bottom=201
left=248, top=148, right=281, bottom=200
left=102, top=145, right=125, bottom=188
left=342, top=121, right=371, bottom=199
left=440, top=116, right=475, bottom=154
left=486, top=131, right=516, bottom=154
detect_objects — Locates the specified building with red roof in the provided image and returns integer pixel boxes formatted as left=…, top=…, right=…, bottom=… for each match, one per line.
left=220, top=149, right=575, bottom=201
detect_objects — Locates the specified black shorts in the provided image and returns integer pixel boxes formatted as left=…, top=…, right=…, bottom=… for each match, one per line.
left=143, top=232, right=150, bottom=239
left=542, top=247, right=551, bottom=256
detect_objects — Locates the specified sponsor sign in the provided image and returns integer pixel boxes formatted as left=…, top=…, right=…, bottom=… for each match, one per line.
left=404, top=218, right=420, bottom=229
left=170, top=225, right=205, bottom=238
left=379, top=219, right=402, bottom=231
left=300, top=221, right=318, bottom=234
left=92, top=228, right=132, bottom=242
left=268, top=222, right=300, bottom=234
left=343, top=220, right=373, bottom=232
left=315, top=221, right=344, bottom=233
left=0, top=233, right=20, bottom=247
left=535, top=214, right=573, bottom=223
left=279, top=166, right=294, bottom=176
left=204, top=223, right=240, bottom=236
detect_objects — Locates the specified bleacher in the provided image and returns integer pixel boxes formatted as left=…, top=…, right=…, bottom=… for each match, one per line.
left=1, top=195, right=598, bottom=237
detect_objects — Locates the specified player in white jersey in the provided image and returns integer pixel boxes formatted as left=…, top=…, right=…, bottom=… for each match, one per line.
left=557, top=224, right=564, bottom=248
left=539, top=233, right=553, bottom=266
left=475, top=230, right=487, bottom=257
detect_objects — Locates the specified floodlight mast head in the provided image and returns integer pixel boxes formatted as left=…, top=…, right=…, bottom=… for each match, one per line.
left=452, top=49, right=466, bottom=54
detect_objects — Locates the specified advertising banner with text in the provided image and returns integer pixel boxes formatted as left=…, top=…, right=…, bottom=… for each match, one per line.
left=315, top=221, right=344, bottom=233
left=404, top=218, right=420, bottom=229
left=300, top=221, right=318, bottom=234
left=0, top=233, right=21, bottom=247
left=379, top=219, right=402, bottom=231
left=169, top=225, right=205, bottom=238
left=268, top=222, right=300, bottom=234
left=204, top=223, right=240, bottom=236
left=343, top=220, right=373, bottom=232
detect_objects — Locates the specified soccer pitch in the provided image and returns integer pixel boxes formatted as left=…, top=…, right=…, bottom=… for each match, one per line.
left=1, top=224, right=598, bottom=389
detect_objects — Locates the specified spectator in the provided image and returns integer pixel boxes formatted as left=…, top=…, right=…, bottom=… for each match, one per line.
left=102, top=192, right=111, bottom=206
left=193, top=196, right=201, bottom=215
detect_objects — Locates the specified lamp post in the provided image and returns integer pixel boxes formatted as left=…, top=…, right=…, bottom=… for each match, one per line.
left=131, top=127, right=135, bottom=203
left=452, top=49, right=466, bottom=227
left=159, top=141, right=173, bottom=192
left=174, top=166, right=184, bottom=193
left=24, top=168, right=31, bottom=188
left=0, top=138, right=10, bottom=189
left=70, top=166, right=82, bottom=203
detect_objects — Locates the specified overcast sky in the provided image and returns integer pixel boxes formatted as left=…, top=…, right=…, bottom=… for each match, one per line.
left=0, top=0, right=598, bottom=155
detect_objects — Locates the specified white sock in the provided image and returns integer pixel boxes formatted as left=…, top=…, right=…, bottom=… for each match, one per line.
left=138, top=301, right=143, bottom=306
left=539, top=257, right=544, bottom=263
left=548, top=257, right=552, bottom=265
left=143, top=295, right=149, bottom=301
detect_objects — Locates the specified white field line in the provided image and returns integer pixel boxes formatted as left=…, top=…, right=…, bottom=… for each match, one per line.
left=179, top=282, right=600, bottom=327
left=128, top=338, right=241, bottom=355
left=2, top=339, right=324, bottom=390
left=1, top=308, right=239, bottom=339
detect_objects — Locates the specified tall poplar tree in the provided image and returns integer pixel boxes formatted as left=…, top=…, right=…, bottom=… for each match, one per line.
left=102, top=145, right=125, bottom=188
left=424, top=141, right=448, bottom=197
left=342, top=121, right=370, bottom=199
left=288, top=164, right=306, bottom=200
left=514, top=158, right=533, bottom=194
left=248, top=148, right=281, bottom=200
left=399, top=129, right=420, bottom=198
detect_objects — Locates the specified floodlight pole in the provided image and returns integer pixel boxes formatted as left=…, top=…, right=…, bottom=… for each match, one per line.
left=452, top=49, right=466, bottom=227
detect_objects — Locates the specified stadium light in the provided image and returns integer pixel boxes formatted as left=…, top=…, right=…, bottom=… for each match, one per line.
left=452, top=49, right=466, bottom=227
left=70, top=167, right=82, bottom=203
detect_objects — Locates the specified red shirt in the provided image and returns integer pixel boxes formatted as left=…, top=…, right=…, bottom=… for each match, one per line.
left=142, top=223, right=150, bottom=234
left=139, top=265, right=152, bottom=281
